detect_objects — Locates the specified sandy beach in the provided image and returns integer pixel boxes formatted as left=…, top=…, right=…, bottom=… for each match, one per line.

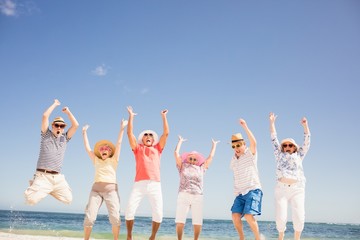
left=0, top=232, right=82, bottom=240
left=0, top=231, right=179, bottom=240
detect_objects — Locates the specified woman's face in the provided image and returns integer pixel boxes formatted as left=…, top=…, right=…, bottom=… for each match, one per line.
left=282, top=142, right=297, bottom=154
left=142, top=132, right=154, bottom=146
left=98, top=145, right=112, bottom=159
left=186, top=154, right=198, bottom=165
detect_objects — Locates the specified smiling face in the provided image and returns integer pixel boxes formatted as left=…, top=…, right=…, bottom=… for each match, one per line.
left=142, top=132, right=154, bottom=147
left=232, top=140, right=246, bottom=156
left=98, top=145, right=113, bottom=159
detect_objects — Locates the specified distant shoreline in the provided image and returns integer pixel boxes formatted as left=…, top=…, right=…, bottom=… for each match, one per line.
left=1, top=209, right=358, bottom=225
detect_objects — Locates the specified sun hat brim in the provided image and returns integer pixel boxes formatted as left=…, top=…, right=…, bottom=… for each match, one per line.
left=94, top=140, right=115, bottom=158
left=281, top=138, right=298, bottom=149
left=181, top=151, right=205, bottom=166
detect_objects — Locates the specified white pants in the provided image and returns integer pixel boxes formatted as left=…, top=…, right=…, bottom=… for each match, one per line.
left=125, top=180, right=163, bottom=223
left=175, top=192, right=204, bottom=225
left=275, top=182, right=305, bottom=232
left=24, top=171, right=72, bottom=205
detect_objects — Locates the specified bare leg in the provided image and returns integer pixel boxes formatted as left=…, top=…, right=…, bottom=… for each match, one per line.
left=176, top=223, right=185, bottom=240
left=84, top=226, right=92, bottom=240
left=232, top=213, right=245, bottom=240
left=294, top=231, right=302, bottom=240
left=126, top=220, right=134, bottom=240
left=193, top=224, right=202, bottom=240
left=244, top=214, right=261, bottom=240
left=278, top=231, right=285, bottom=240
left=112, top=225, right=120, bottom=240
left=149, top=221, right=161, bottom=240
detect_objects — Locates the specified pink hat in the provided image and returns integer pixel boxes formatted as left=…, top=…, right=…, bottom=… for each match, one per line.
left=181, top=151, right=205, bottom=166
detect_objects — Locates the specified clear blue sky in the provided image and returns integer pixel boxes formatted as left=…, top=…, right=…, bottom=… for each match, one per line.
left=1, top=0, right=359, bottom=224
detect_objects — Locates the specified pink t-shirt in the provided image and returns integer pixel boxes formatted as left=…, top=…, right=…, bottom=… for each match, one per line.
left=133, top=143, right=163, bottom=182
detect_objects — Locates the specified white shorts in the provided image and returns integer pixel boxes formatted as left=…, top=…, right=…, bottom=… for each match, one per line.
left=125, top=180, right=163, bottom=223
left=24, top=171, right=72, bottom=205
left=275, top=182, right=305, bottom=232
left=175, top=192, right=204, bottom=225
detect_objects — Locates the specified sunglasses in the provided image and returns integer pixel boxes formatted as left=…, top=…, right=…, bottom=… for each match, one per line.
left=99, top=146, right=112, bottom=152
left=232, top=143, right=243, bottom=149
left=143, top=133, right=153, bottom=137
left=282, top=144, right=294, bottom=148
left=189, top=157, right=197, bottom=162
left=54, top=123, right=66, bottom=129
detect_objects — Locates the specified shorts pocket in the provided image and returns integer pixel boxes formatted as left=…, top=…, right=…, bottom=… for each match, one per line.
left=250, top=197, right=261, bottom=214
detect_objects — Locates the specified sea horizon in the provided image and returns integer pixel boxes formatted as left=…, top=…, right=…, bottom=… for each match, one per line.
left=1, top=209, right=359, bottom=239
left=1, top=208, right=358, bottom=226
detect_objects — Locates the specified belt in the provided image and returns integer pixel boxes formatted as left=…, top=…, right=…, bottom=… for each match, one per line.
left=278, top=181, right=298, bottom=187
left=36, top=168, right=59, bottom=174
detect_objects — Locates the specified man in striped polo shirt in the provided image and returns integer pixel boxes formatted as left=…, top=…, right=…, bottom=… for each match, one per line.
left=230, top=118, right=263, bottom=240
left=24, top=99, right=79, bottom=205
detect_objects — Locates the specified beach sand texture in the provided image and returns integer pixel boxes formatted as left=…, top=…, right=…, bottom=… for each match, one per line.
left=0, top=231, right=182, bottom=240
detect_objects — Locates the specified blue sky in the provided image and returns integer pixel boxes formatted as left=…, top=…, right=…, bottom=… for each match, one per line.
left=1, top=0, right=359, bottom=225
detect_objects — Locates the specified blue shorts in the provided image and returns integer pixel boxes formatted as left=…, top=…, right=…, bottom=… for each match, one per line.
left=231, top=189, right=263, bottom=217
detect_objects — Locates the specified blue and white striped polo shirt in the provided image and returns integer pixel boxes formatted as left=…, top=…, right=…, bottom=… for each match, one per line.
left=36, top=129, right=69, bottom=172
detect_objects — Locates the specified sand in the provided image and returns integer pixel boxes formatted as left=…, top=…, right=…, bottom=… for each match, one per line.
left=0, top=231, right=83, bottom=240
left=0, top=231, right=179, bottom=240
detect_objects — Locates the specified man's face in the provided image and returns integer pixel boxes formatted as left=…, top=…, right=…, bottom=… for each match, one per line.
left=232, top=140, right=246, bottom=156
left=52, top=122, right=66, bottom=136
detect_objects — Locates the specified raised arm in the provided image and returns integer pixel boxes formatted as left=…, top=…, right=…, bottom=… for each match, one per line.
left=158, top=109, right=169, bottom=149
left=63, top=106, right=79, bottom=139
left=113, top=119, right=128, bottom=160
left=301, top=117, right=310, bottom=135
left=174, top=135, right=186, bottom=168
left=269, top=112, right=277, bottom=135
left=82, top=125, right=95, bottom=163
left=239, top=118, right=257, bottom=155
left=127, top=106, right=138, bottom=150
left=203, top=139, right=220, bottom=169
left=41, top=99, right=61, bottom=133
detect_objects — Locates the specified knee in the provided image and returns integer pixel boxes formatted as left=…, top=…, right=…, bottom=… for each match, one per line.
left=24, top=197, right=38, bottom=206
left=62, top=196, right=72, bottom=204
left=152, top=212, right=163, bottom=223
left=24, top=192, right=39, bottom=206
left=109, top=213, right=121, bottom=226
left=84, top=216, right=96, bottom=227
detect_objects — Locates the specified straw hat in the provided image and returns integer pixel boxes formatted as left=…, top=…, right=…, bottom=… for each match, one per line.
left=94, top=140, right=115, bottom=158
left=280, top=138, right=298, bottom=150
left=231, top=133, right=244, bottom=143
left=52, top=117, right=66, bottom=125
left=137, top=130, right=159, bottom=145
left=181, top=151, right=205, bottom=166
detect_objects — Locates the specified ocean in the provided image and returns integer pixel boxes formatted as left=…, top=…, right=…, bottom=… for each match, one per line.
left=0, top=210, right=359, bottom=239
